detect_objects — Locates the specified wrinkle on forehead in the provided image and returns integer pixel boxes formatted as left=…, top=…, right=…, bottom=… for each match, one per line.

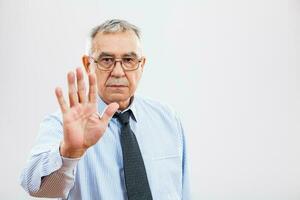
left=91, top=31, right=143, bottom=57
left=98, top=52, right=139, bottom=58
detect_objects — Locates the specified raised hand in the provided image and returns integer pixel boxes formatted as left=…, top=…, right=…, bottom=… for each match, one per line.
left=55, top=68, right=119, bottom=158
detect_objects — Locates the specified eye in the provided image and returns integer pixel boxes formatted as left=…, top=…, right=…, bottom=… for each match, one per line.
left=122, top=57, right=136, bottom=64
left=99, top=57, right=114, bottom=65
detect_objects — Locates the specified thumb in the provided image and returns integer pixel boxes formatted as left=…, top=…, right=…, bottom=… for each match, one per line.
left=100, top=102, right=119, bottom=123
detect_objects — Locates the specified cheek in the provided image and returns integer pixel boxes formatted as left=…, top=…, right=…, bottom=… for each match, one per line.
left=127, top=72, right=142, bottom=89
left=97, top=80, right=106, bottom=90
left=96, top=73, right=109, bottom=90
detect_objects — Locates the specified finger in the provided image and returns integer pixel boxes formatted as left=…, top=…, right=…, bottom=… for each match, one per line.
left=67, top=71, right=79, bottom=107
left=88, top=73, right=97, bottom=103
left=55, top=87, right=68, bottom=113
left=100, top=102, right=119, bottom=123
left=76, top=67, right=87, bottom=103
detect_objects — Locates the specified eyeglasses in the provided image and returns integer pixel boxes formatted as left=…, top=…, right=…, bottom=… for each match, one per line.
left=90, top=56, right=143, bottom=71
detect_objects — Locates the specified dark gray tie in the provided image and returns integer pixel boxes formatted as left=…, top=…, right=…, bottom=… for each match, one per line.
left=114, top=110, right=153, bottom=200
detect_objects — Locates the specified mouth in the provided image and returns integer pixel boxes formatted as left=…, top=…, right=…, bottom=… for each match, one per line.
left=107, top=85, right=127, bottom=87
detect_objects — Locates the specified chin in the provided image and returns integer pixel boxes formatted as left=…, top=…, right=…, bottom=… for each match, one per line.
left=106, top=93, right=131, bottom=103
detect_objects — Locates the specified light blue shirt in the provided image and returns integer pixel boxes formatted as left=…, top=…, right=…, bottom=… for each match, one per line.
left=20, top=95, right=190, bottom=200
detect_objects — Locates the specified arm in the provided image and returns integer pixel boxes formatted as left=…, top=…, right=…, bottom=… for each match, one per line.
left=20, top=68, right=119, bottom=198
left=181, top=125, right=191, bottom=200
left=19, top=114, right=80, bottom=198
left=176, top=115, right=191, bottom=200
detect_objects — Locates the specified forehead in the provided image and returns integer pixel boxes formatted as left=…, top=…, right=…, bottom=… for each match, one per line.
left=91, top=31, right=142, bottom=56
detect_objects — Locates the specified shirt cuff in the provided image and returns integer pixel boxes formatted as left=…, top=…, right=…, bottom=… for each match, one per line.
left=59, top=156, right=81, bottom=174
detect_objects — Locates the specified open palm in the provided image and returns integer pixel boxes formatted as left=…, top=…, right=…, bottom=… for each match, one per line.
left=55, top=68, right=119, bottom=158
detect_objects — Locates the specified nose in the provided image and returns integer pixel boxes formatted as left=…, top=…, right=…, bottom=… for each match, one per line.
left=110, top=60, right=125, bottom=77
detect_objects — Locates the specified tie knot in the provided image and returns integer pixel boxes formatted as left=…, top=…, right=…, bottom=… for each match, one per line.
left=113, top=110, right=131, bottom=125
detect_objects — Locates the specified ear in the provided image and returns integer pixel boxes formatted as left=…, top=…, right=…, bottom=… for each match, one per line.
left=82, top=55, right=90, bottom=73
left=140, top=57, right=146, bottom=71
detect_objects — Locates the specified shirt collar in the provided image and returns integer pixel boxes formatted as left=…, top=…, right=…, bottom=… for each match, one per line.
left=97, top=95, right=138, bottom=122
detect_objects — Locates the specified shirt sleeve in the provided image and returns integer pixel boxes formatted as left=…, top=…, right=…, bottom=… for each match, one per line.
left=19, top=112, right=80, bottom=198
left=176, top=114, right=192, bottom=200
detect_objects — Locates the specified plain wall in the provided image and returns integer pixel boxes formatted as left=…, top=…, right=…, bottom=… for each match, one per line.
left=0, top=0, right=299, bottom=199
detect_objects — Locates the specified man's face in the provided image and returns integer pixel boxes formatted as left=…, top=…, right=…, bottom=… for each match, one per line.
left=86, top=31, right=145, bottom=106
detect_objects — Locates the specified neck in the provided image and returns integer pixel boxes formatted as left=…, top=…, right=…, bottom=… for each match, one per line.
left=100, top=96, right=133, bottom=111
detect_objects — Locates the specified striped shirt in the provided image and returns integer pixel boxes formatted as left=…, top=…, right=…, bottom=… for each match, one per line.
left=20, top=95, right=191, bottom=199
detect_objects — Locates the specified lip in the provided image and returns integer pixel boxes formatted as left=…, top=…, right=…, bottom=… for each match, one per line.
left=107, top=85, right=127, bottom=87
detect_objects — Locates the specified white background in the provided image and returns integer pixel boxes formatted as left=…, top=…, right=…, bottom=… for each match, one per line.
left=0, top=0, right=299, bottom=199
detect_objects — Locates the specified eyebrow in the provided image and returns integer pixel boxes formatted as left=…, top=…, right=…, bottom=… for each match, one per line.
left=98, top=52, right=139, bottom=58
left=98, top=52, right=114, bottom=57
left=123, top=52, right=138, bottom=57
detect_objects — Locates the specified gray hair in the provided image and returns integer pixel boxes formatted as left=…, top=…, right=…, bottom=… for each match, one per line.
left=85, top=19, right=141, bottom=55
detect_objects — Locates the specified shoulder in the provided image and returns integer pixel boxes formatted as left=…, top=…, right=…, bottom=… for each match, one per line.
left=135, top=95, right=176, bottom=115
left=134, top=95, right=182, bottom=125
left=40, top=110, right=63, bottom=128
left=33, top=110, right=64, bottom=149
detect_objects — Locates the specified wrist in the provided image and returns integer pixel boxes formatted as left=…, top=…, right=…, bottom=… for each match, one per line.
left=60, top=142, right=86, bottom=158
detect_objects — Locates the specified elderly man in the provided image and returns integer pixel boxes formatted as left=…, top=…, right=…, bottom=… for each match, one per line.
left=20, top=19, right=190, bottom=200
